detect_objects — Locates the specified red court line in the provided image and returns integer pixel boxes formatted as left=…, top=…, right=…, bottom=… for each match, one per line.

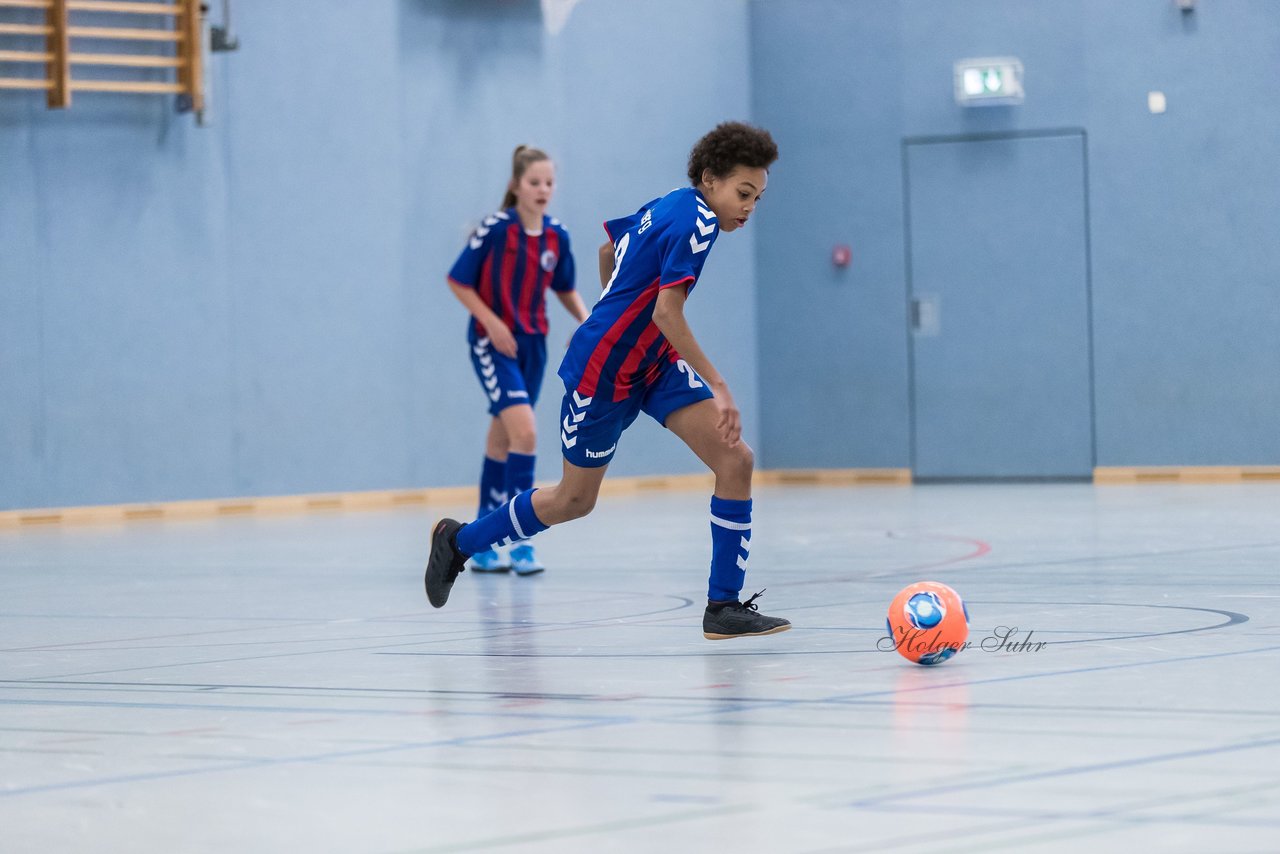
left=778, top=531, right=992, bottom=587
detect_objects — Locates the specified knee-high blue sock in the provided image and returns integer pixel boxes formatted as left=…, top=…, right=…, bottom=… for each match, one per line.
left=708, top=496, right=752, bottom=602
left=457, top=488, right=549, bottom=556
left=504, top=452, right=536, bottom=542
left=478, top=456, right=507, bottom=517
left=505, top=452, right=536, bottom=498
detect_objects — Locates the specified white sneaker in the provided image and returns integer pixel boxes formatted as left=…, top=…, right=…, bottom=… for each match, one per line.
left=468, top=547, right=510, bottom=573
left=509, top=543, right=545, bottom=576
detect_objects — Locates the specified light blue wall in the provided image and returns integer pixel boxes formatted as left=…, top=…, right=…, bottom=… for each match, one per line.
left=749, top=5, right=908, bottom=469
left=0, top=0, right=757, bottom=509
left=751, top=0, right=1280, bottom=469
left=9, top=1, right=1274, bottom=510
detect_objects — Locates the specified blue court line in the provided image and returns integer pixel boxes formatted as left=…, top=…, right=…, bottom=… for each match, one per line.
left=237, top=642, right=1280, bottom=734
left=373, top=598, right=1252, bottom=659
left=849, top=799, right=1280, bottom=829
left=373, top=620, right=1245, bottom=658
left=906, top=538, right=1280, bottom=576
left=6, top=681, right=1278, bottom=724
left=774, top=536, right=1280, bottom=588
left=7, top=679, right=1276, bottom=719
left=2, top=632, right=1275, bottom=795
left=0, top=696, right=624, bottom=724
left=7, top=623, right=615, bottom=682
left=645, top=642, right=1280, bottom=722
left=388, top=801, right=751, bottom=854
left=4, top=616, right=692, bottom=653
left=15, top=651, right=1270, bottom=803
left=5, top=611, right=1244, bottom=657
left=10, top=596, right=698, bottom=682
left=0, top=716, right=627, bottom=799
left=0, top=619, right=331, bottom=653
left=0, top=612, right=348, bottom=622
left=824, top=640, right=1280, bottom=703
left=841, top=733, right=1280, bottom=809
left=581, top=599, right=1252, bottom=651
left=0, top=678, right=601, bottom=701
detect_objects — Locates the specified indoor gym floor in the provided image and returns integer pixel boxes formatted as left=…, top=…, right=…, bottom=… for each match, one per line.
left=2, top=482, right=1278, bottom=853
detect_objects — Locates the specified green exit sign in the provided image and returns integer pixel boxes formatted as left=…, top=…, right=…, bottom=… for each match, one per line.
left=954, top=57, right=1024, bottom=106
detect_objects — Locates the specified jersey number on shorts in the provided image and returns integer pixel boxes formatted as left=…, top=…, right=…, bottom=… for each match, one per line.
left=676, top=359, right=704, bottom=389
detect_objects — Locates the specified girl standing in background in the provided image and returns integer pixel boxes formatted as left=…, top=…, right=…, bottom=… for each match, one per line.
left=446, top=146, right=587, bottom=575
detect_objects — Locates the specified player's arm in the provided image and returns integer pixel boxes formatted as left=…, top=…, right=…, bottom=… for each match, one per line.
left=555, top=290, right=590, bottom=324
left=651, top=286, right=741, bottom=446
left=446, top=279, right=517, bottom=357
left=598, top=242, right=615, bottom=288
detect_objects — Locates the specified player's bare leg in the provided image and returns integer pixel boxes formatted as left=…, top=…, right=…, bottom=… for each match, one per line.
left=495, top=404, right=536, bottom=455
left=483, top=416, right=509, bottom=461
left=531, top=458, right=609, bottom=525
left=664, top=398, right=753, bottom=499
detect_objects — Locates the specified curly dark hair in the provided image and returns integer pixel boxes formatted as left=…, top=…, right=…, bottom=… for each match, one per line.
left=686, top=122, right=778, bottom=185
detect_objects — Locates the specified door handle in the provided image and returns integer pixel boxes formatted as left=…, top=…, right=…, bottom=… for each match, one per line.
left=911, top=295, right=940, bottom=336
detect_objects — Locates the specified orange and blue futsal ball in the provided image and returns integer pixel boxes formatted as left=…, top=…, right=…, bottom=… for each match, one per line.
left=886, top=581, right=970, bottom=666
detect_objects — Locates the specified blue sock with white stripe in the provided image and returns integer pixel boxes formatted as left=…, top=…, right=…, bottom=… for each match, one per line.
left=708, top=496, right=752, bottom=601
left=457, top=488, right=549, bottom=557
left=478, top=456, right=507, bottom=517
left=504, top=452, right=537, bottom=544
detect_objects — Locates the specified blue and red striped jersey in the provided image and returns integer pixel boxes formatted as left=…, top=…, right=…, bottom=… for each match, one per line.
left=448, top=209, right=576, bottom=337
left=558, top=187, right=719, bottom=401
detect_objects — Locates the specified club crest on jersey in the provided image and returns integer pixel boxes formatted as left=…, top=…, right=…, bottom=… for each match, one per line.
left=540, top=250, right=558, bottom=272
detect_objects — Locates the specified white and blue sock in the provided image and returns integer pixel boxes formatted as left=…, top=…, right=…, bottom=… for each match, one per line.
left=478, top=456, right=507, bottom=518
left=457, top=488, right=549, bottom=556
left=708, top=496, right=752, bottom=602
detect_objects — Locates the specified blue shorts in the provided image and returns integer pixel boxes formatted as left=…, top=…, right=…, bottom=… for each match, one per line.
left=558, top=357, right=715, bottom=468
left=469, top=330, right=547, bottom=416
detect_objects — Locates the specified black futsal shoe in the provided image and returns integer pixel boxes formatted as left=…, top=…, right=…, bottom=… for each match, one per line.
left=703, top=589, right=792, bottom=640
left=425, top=518, right=469, bottom=608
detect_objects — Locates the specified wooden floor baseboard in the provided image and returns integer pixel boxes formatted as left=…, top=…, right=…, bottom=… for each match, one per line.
left=756, top=468, right=912, bottom=486
left=11, top=465, right=1275, bottom=528
left=0, top=468, right=911, bottom=529
left=1094, top=465, right=1280, bottom=484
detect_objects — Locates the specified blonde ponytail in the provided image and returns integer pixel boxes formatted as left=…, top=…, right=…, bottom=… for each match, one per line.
left=501, top=144, right=550, bottom=209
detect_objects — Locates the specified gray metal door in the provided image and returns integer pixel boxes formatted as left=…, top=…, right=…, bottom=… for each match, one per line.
left=906, top=132, right=1094, bottom=480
